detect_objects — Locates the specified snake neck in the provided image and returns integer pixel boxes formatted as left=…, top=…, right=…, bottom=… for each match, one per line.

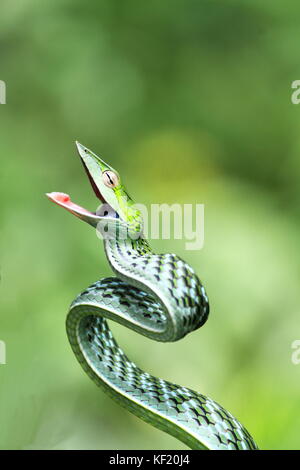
left=104, top=236, right=153, bottom=275
left=103, top=235, right=209, bottom=342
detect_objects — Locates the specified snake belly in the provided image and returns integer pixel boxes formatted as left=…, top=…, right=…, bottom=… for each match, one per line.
left=66, top=236, right=258, bottom=450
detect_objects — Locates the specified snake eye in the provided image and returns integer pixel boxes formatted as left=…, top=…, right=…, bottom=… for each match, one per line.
left=102, top=170, right=119, bottom=188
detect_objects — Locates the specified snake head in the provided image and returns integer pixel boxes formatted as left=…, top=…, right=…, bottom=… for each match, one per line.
left=46, top=142, right=143, bottom=237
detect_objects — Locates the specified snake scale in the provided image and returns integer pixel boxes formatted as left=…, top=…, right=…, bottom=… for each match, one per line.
left=47, top=142, right=258, bottom=450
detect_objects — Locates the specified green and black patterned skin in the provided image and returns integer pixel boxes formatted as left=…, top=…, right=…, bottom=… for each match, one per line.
left=47, top=142, right=258, bottom=450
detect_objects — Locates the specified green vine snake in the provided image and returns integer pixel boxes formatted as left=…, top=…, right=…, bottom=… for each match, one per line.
left=47, top=142, right=258, bottom=450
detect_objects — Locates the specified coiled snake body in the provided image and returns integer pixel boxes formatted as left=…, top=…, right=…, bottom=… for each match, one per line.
left=47, top=142, right=258, bottom=450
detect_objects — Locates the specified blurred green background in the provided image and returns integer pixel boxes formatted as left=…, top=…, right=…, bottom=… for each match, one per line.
left=1, top=0, right=300, bottom=450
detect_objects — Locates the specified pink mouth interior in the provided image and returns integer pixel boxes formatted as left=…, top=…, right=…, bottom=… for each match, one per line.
left=46, top=192, right=95, bottom=216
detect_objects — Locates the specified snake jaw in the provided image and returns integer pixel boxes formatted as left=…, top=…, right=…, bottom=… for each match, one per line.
left=46, top=191, right=121, bottom=232
left=46, top=192, right=94, bottom=216
left=46, top=191, right=110, bottom=227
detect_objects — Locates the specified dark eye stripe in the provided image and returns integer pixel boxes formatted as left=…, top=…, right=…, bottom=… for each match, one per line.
left=103, top=170, right=119, bottom=188
left=106, top=174, right=114, bottom=185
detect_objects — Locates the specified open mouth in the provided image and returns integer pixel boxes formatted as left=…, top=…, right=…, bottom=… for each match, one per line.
left=46, top=142, right=119, bottom=223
